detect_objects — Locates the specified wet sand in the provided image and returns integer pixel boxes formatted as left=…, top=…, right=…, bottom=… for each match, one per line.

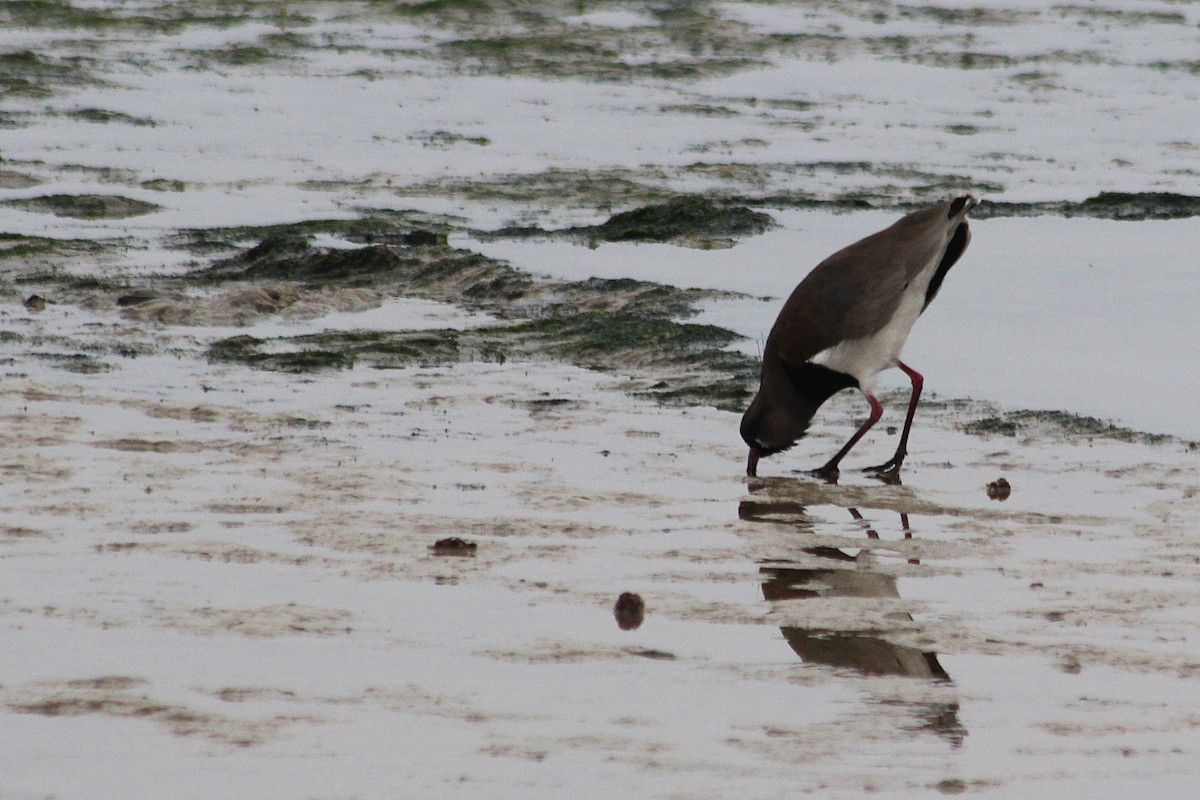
left=3, top=346, right=1198, bottom=797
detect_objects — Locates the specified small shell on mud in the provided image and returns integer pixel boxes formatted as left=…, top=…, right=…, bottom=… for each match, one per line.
left=986, top=477, right=1012, bottom=501
left=614, top=592, right=645, bottom=630
left=430, top=537, right=477, bottom=556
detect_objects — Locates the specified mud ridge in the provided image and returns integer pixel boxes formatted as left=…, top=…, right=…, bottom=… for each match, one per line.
left=190, top=230, right=758, bottom=411
left=480, top=195, right=776, bottom=245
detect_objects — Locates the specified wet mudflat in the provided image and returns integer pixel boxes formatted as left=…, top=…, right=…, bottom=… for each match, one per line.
left=2, top=2, right=1199, bottom=798
left=3, top=352, right=1198, bottom=798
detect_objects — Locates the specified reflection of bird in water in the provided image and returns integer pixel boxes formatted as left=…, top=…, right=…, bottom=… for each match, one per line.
left=743, top=482, right=964, bottom=745
left=760, top=559, right=949, bottom=680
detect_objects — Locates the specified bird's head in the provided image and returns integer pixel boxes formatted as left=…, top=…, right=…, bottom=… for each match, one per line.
left=740, top=354, right=857, bottom=476
left=740, top=390, right=824, bottom=476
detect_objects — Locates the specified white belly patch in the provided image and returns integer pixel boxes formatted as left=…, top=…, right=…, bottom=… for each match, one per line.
left=810, top=275, right=933, bottom=393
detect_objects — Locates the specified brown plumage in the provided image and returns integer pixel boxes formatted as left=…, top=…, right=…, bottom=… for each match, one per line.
left=741, top=195, right=978, bottom=478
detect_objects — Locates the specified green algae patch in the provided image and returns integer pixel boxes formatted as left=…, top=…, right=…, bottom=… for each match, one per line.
left=171, top=216, right=450, bottom=258
left=206, top=311, right=755, bottom=411
left=483, top=196, right=775, bottom=245
left=0, top=1, right=116, bottom=28
left=0, top=1, right=309, bottom=34
left=0, top=1, right=166, bottom=31
left=200, top=236, right=426, bottom=286
left=410, top=130, right=491, bottom=148
left=0, top=235, right=125, bottom=284
left=65, top=107, right=157, bottom=126
left=208, top=329, right=461, bottom=372
left=470, top=162, right=998, bottom=215
left=141, top=178, right=187, bottom=193
left=0, top=234, right=108, bottom=261
left=185, top=42, right=296, bottom=68
left=0, top=50, right=97, bottom=98
left=192, top=234, right=531, bottom=308
left=588, top=197, right=774, bottom=242
left=480, top=311, right=741, bottom=370
left=974, top=191, right=1200, bottom=220
left=31, top=352, right=112, bottom=374
left=963, top=409, right=1176, bottom=446
left=1053, top=5, right=1187, bottom=25
left=436, top=33, right=761, bottom=82
left=1075, top=192, right=1200, bottom=220
left=403, top=164, right=998, bottom=216
left=197, top=234, right=756, bottom=411
left=207, top=333, right=354, bottom=373
left=962, top=416, right=1020, bottom=437
left=5, top=194, right=163, bottom=219
left=191, top=234, right=719, bottom=317
left=396, top=0, right=492, bottom=17
left=404, top=167, right=673, bottom=209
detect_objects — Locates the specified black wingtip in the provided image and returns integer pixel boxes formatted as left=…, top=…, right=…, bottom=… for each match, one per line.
left=948, top=194, right=979, bottom=219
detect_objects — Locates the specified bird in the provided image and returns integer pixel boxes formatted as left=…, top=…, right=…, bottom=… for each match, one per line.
left=740, top=194, right=978, bottom=479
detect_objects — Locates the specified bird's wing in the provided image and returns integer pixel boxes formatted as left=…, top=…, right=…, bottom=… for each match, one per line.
left=770, top=206, right=952, bottom=367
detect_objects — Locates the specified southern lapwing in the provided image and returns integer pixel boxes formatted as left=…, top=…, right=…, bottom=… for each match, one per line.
left=741, top=194, right=978, bottom=479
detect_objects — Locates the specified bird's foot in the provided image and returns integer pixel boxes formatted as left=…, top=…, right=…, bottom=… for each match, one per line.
left=809, top=463, right=841, bottom=484
left=862, top=459, right=903, bottom=484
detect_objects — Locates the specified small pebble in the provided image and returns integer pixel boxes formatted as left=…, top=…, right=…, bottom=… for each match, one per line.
left=986, top=477, right=1012, bottom=501
left=431, top=537, right=477, bottom=556
left=23, top=294, right=47, bottom=312
left=613, top=592, right=645, bottom=631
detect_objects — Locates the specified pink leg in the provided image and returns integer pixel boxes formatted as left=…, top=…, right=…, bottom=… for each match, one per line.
left=864, top=360, right=924, bottom=477
left=812, top=393, right=884, bottom=481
